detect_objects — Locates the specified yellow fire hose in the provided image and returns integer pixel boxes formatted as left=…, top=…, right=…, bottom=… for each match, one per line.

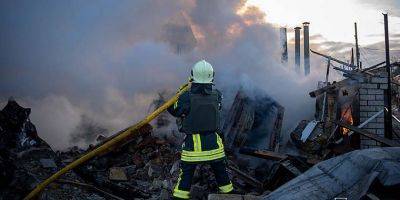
left=24, top=83, right=190, bottom=200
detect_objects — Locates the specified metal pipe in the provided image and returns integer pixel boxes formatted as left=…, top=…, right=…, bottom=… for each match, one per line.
left=280, top=27, right=288, bottom=63
left=303, top=22, right=310, bottom=75
left=294, top=27, right=301, bottom=73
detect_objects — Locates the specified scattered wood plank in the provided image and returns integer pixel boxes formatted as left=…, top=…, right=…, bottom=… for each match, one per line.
left=227, top=164, right=263, bottom=190
left=239, top=148, right=320, bottom=165
left=57, top=179, right=124, bottom=200
left=239, top=148, right=287, bottom=161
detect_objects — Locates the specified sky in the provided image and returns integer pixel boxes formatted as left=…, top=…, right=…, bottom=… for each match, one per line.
left=247, top=0, right=400, bottom=45
left=0, top=0, right=399, bottom=149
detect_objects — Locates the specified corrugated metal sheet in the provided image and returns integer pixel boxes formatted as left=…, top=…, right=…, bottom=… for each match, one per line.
left=263, top=147, right=400, bottom=200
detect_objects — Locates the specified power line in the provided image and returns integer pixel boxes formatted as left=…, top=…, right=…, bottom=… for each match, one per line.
left=363, top=47, right=400, bottom=51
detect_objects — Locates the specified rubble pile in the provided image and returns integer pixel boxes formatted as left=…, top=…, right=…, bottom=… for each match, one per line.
left=62, top=125, right=263, bottom=199
left=0, top=99, right=99, bottom=200
left=2, top=68, right=400, bottom=199
left=67, top=127, right=181, bottom=200
left=0, top=97, right=266, bottom=200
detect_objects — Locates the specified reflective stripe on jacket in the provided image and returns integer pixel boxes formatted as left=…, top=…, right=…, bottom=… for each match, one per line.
left=181, top=132, right=225, bottom=162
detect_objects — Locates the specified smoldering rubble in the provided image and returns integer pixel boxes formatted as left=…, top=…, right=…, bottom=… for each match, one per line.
left=2, top=67, right=400, bottom=200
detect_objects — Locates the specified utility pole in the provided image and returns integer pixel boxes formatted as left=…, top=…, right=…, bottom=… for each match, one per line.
left=383, top=13, right=393, bottom=139
left=354, top=22, right=361, bottom=69
left=351, top=48, right=355, bottom=68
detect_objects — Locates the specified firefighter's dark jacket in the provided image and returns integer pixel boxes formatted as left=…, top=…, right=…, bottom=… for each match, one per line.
left=167, top=83, right=225, bottom=163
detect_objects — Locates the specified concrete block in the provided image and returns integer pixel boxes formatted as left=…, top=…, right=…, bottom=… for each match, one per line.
left=362, top=128, right=377, bottom=133
left=379, top=84, right=388, bottom=89
left=367, top=111, right=383, bottom=117
left=109, top=167, right=128, bottom=181
left=368, top=100, right=384, bottom=106
left=360, top=117, right=374, bottom=122
left=360, top=112, right=368, bottom=117
left=359, top=89, right=368, bottom=94
left=367, top=89, right=384, bottom=95
left=376, top=117, right=384, bottom=123
left=360, top=106, right=375, bottom=112
left=375, top=95, right=384, bottom=100
left=378, top=71, right=388, bottom=77
left=361, top=83, right=378, bottom=89
left=365, top=123, right=385, bottom=129
left=371, top=77, right=388, bottom=84
left=360, top=100, right=368, bottom=106
left=375, top=105, right=384, bottom=111
left=376, top=129, right=384, bottom=136
left=360, top=106, right=376, bottom=112
left=360, top=94, right=375, bottom=101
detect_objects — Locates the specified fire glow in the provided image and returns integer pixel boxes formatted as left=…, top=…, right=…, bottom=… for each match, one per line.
left=341, top=105, right=354, bottom=135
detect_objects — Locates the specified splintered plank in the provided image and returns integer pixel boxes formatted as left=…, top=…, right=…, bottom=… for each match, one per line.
left=239, top=148, right=288, bottom=161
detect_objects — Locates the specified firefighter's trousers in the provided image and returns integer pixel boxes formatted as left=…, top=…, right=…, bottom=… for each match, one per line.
left=173, top=133, right=233, bottom=199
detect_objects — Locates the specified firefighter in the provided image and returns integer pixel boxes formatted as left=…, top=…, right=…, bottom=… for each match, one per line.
left=168, top=60, right=233, bottom=199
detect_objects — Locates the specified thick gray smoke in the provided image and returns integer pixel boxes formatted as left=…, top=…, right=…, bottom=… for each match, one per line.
left=0, top=0, right=327, bottom=149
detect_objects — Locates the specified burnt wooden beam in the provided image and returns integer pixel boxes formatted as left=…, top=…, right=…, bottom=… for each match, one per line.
left=362, top=61, right=386, bottom=72
left=240, top=148, right=288, bottom=161
left=239, top=148, right=320, bottom=165
left=332, top=66, right=369, bottom=79
left=309, top=78, right=353, bottom=98
left=335, top=121, right=400, bottom=147
left=311, top=49, right=357, bottom=69
left=333, top=66, right=352, bottom=75
left=227, top=164, right=263, bottom=189
left=57, top=179, right=124, bottom=200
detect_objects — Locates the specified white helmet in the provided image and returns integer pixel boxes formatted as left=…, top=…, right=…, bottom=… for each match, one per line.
left=191, top=60, right=214, bottom=84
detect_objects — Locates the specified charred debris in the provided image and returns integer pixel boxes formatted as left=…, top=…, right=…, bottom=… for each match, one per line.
left=2, top=19, right=400, bottom=200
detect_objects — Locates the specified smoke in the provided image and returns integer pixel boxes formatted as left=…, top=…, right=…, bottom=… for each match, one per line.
left=0, top=0, right=327, bottom=150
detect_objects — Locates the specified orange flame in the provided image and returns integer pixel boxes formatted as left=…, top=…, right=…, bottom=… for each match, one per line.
left=341, top=106, right=354, bottom=135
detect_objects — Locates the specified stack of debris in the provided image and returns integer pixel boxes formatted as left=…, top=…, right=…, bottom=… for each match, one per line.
left=0, top=99, right=100, bottom=199
left=2, top=74, right=400, bottom=200
left=0, top=97, right=267, bottom=200
left=221, top=89, right=286, bottom=194
left=223, top=89, right=284, bottom=153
